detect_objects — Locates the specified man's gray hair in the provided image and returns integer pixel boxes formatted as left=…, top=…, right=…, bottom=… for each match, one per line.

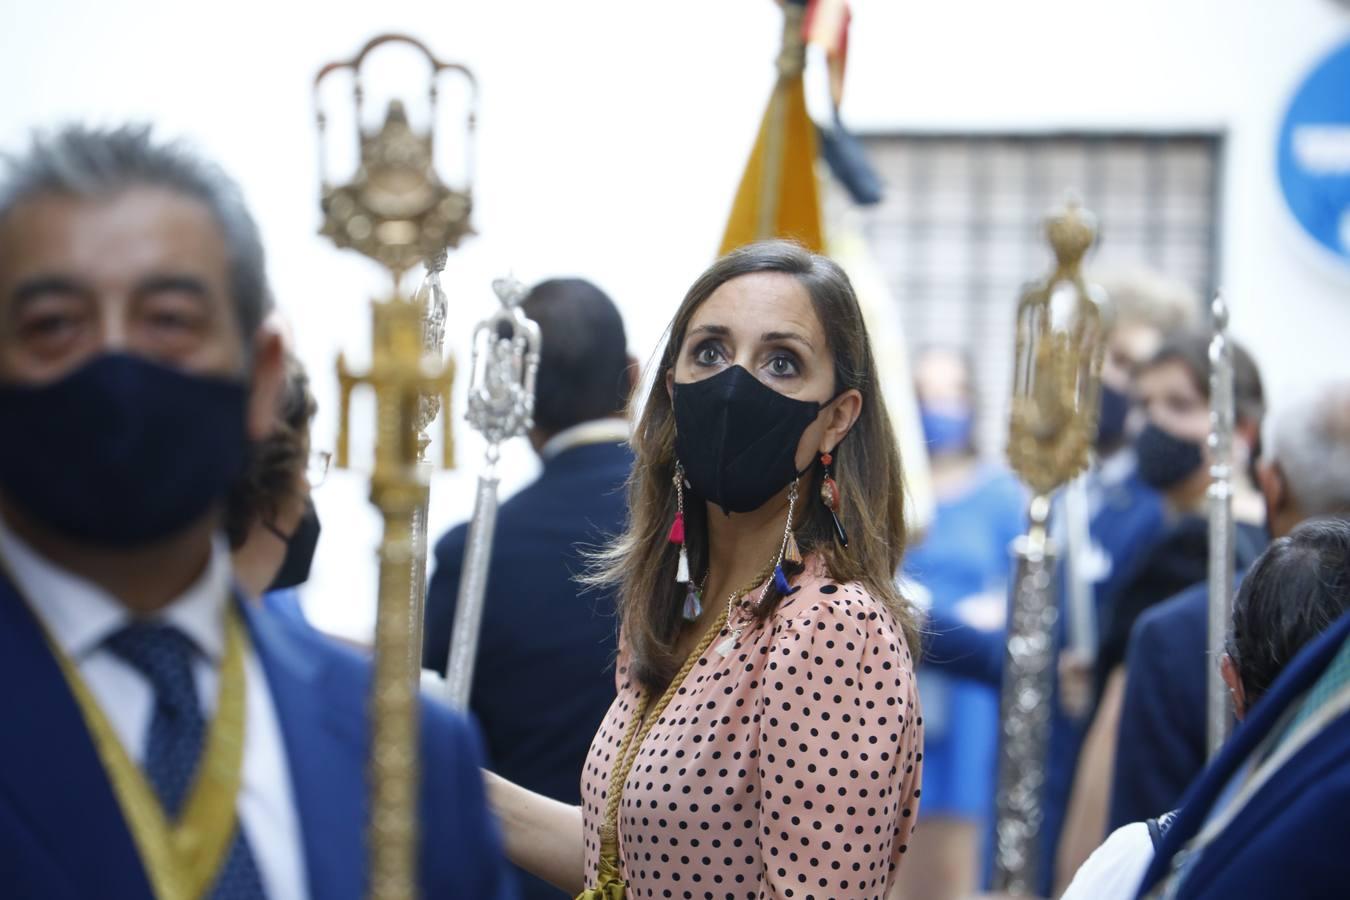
left=1090, top=264, right=1201, bottom=333
left=1266, top=379, right=1350, bottom=517
left=0, top=123, right=273, bottom=338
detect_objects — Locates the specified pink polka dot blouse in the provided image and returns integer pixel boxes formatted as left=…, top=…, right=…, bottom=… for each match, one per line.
left=580, top=558, right=924, bottom=899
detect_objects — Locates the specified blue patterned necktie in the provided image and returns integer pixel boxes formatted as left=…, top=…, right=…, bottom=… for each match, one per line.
left=106, top=621, right=268, bottom=899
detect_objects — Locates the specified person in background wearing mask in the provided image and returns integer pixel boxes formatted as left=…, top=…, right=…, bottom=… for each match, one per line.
left=1055, top=330, right=1267, bottom=888
left=225, top=351, right=325, bottom=626
left=1062, top=516, right=1350, bottom=900
left=1106, top=380, right=1350, bottom=832
left=898, top=346, right=1025, bottom=900
left=422, top=277, right=635, bottom=900
left=1037, top=266, right=1198, bottom=896
left=0, top=125, right=511, bottom=898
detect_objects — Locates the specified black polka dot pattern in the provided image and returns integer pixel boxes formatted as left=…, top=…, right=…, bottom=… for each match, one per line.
left=580, top=561, right=924, bottom=899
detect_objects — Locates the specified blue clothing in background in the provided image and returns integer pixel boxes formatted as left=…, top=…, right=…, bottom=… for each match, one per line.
left=423, top=440, right=632, bottom=900
left=1036, top=462, right=1164, bottom=896
left=906, top=466, right=1025, bottom=821
left=261, top=587, right=310, bottom=630
left=924, top=608, right=1004, bottom=687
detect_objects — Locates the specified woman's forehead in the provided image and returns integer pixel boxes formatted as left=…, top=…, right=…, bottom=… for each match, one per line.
left=689, top=272, right=821, bottom=340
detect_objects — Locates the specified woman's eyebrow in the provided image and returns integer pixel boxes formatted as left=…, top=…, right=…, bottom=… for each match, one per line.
left=762, top=330, right=814, bottom=350
left=688, top=324, right=730, bottom=339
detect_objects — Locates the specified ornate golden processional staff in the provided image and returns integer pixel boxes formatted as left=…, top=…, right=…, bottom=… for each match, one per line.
left=993, top=200, right=1111, bottom=896
left=313, top=34, right=476, bottom=900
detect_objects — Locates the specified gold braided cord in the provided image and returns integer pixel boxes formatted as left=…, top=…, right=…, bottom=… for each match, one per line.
left=579, top=562, right=776, bottom=900
left=49, top=610, right=250, bottom=900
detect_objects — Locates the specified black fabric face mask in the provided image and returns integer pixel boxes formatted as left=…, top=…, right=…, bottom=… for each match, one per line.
left=0, top=353, right=249, bottom=547
left=672, top=365, right=824, bottom=515
left=266, top=499, right=321, bottom=592
left=1096, top=382, right=1130, bottom=450
left=1135, top=422, right=1206, bottom=490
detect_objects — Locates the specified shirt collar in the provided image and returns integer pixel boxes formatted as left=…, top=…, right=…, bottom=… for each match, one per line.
left=1098, top=446, right=1139, bottom=487
left=0, top=514, right=233, bottom=664
left=539, top=417, right=630, bottom=462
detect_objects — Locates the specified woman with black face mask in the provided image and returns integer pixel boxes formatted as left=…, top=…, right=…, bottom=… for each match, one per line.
left=1057, top=331, right=1268, bottom=885
left=484, top=241, right=925, bottom=899
left=224, top=353, right=324, bottom=628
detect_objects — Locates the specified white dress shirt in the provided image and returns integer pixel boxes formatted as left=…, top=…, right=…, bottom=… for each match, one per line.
left=538, top=416, right=630, bottom=462
left=1059, top=820, right=1153, bottom=900
left=0, top=518, right=309, bottom=900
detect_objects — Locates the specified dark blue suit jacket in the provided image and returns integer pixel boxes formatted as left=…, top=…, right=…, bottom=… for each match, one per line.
left=1110, top=581, right=1232, bottom=830
left=1137, top=608, right=1350, bottom=898
left=423, top=440, right=631, bottom=900
left=0, top=572, right=513, bottom=900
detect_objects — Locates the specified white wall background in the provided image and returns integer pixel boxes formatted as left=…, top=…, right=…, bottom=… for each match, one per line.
left=3, top=0, right=1347, bottom=640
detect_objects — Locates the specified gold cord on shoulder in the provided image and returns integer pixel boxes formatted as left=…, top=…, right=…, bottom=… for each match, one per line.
left=51, top=610, right=250, bottom=900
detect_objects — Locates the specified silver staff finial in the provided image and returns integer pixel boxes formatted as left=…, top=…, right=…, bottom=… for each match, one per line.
left=491, top=274, right=528, bottom=309
left=1211, top=290, right=1229, bottom=331
left=442, top=274, right=542, bottom=708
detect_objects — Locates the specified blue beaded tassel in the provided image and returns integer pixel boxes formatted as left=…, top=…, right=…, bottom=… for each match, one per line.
left=769, top=479, right=802, bottom=599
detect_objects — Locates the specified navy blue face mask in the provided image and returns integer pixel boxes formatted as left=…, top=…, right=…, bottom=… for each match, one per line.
left=1134, top=421, right=1205, bottom=491
left=0, top=353, right=250, bottom=547
left=673, top=365, right=825, bottom=515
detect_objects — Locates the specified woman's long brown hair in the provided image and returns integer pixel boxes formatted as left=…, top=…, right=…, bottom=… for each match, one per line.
left=590, top=241, right=916, bottom=692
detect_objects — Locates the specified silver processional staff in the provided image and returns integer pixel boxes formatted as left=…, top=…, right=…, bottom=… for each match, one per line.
left=1206, top=292, right=1237, bottom=759
left=441, top=276, right=542, bottom=708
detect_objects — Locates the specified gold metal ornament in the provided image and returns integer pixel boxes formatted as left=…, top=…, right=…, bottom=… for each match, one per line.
left=314, top=33, right=477, bottom=900
left=992, top=199, right=1111, bottom=896
left=316, top=35, right=477, bottom=282
left=1006, top=203, right=1109, bottom=497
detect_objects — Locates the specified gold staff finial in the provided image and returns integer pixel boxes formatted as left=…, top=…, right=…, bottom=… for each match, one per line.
left=994, top=195, right=1112, bottom=895
left=314, top=33, right=477, bottom=900
left=1007, top=198, right=1111, bottom=501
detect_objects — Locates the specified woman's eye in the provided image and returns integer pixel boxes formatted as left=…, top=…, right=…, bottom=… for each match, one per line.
left=693, top=343, right=723, bottom=366
left=767, top=353, right=799, bottom=377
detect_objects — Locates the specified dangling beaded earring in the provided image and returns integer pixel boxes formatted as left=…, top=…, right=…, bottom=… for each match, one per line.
left=771, top=479, right=803, bottom=597
left=670, top=463, right=702, bottom=621
left=820, top=450, right=849, bottom=547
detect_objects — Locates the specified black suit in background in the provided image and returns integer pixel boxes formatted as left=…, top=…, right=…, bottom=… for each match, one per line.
left=423, top=439, right=632, bottom=900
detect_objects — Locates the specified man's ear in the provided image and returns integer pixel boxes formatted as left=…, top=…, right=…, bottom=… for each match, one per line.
left=821, top=389, right=863, bottom=454
left=1221, top=652, right=1248, bottom=720
left=246, top=322, right=285, bottom=442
